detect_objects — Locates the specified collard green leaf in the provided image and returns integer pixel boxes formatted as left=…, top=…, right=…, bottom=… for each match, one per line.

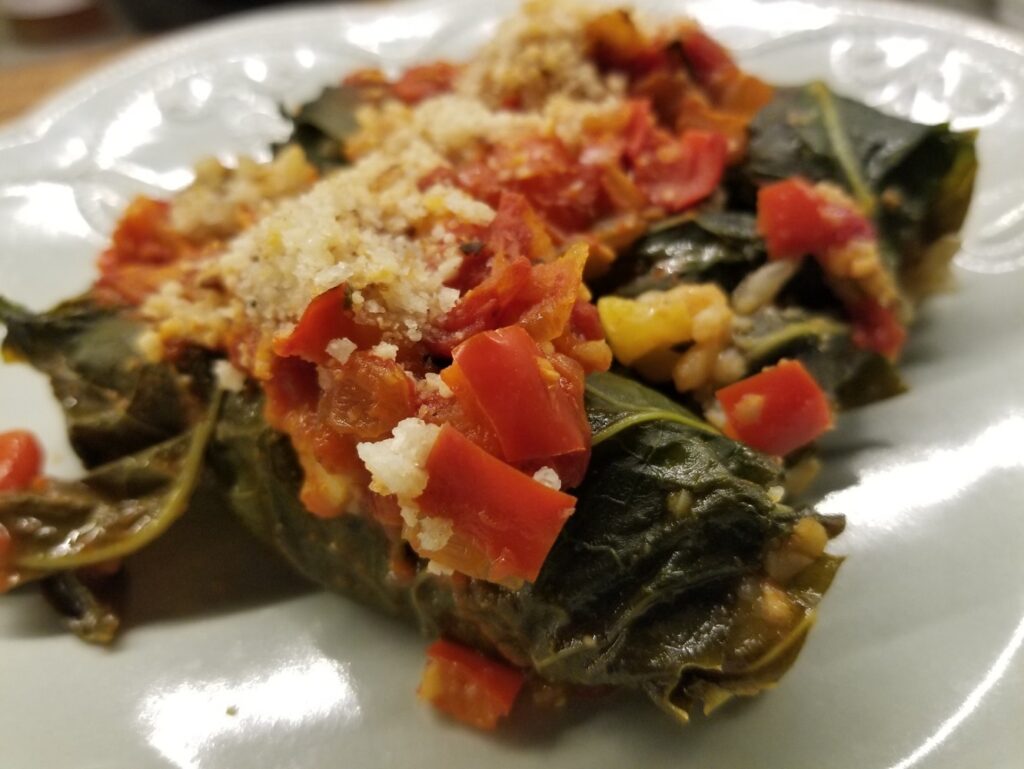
left=0, top=394, right=219, bottom=587
left=2, top=297, right=841, bottom=718
left=210, top=389, right=410, bottom=616
left=742, top=82, right=977, bottom=274
left=598, top=212, right=765, bottom=297
left=212, top=374, right=839, bottom=718
left=41, top=571, right=122, bottom=645
left=733, top=307, right=907, bottom=408
left=276, top=85, right=360, bottom=171
left=0, top=298, right=194, bottom=467
left=585, top=370, right=720, bottom=442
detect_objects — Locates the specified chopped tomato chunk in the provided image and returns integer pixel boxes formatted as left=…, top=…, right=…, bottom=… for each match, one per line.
left=416, top=426, right=576, bottom=583
left=95, top=197, right=193, bottom=305
left=678, top=27, right=736, bottom=91
left=716, top=360, right=833, bottom=456
left=757, top=177, right=874, bottom=260
left=0, top=430, right=43, bottom=492
left=446, top=326, right=589, bottom=466
left=850, top=298, right=907, bottom=360
left=273, top=285, right=382, bottom=364
left=318, top=352, right=415, bottom=441
left=624, top=103, right=727, bottom=212
left=392, top=61, right=459, bottom=104
left=419, top=639, right=525, bottom=731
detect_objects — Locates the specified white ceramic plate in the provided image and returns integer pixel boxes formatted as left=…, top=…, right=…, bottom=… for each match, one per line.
left=2, top=1, right=1022, bottom=767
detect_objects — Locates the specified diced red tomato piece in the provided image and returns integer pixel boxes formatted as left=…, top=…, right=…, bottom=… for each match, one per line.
left=678, top=27, right=736, bottom=90
left=392, top=62, right=459, bottom=104
left=435, top=240, right=589, bottom=354
left=456, top=138, right=613, bottom=235
left=263, top=355, right=320, bottom=424
left=584, top=10, right=668, bottom=76
left=436, top=254, right=533, bottom=348
left=446, top=326, right=589, bottom=466
left=716, top=360, right=833, bottom=456
left=0, top=523, right=11, bottom=563
left=483, top=192, right=555, bottom=264
left=273, top=285, right=382, bottom=364
left=624, top=102, right=726, bottom=212
left=95, top=197, right=194, bottom=305
left=416, top=426, right=576, bottom=583
left=419, top=639, right=525, bottom=731
left=757, top=178, right=873, bottom=260
left=318, top=352, right=416, bottom=441
left=0, top=430, right=43, bottom=492
left=633, top=128, right=726, bottom=211
left=849, top=298, right=907, bottom=360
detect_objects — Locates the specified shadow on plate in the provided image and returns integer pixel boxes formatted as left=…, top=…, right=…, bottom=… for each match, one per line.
left=4, top=491, right=312, bottom=641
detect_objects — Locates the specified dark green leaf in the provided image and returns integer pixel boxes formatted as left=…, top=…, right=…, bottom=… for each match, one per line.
left=742, top=82, right=977, bottom=275
left=0, top=394, right=219, bottom=586
left=209, top=389, right=410, bottom=616
left=597, top=212, right=765, bottom=297
left=214, top=374, right=838, bottom=718
left=732, top=307, right=907, bottom=408
left=0, top=298, right=195, bottom=467
left=276, top=85, right=361, bottom=171
left=41, top=571, right=122, bottom=645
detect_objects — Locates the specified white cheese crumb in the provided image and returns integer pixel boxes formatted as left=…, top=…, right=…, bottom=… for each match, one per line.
left=426, top=560, right=455, bottom=576
left=326, top=337, right=357, bottom=364
left=418, top=372, right=453, bottom=399
left=768, top=485, right=786, bottom=503
left=356, top=418, right=441, bottom=500
left=533, top=466, right=562, bottom=491
left=417, top=516, right=454, bottom=551
left=369, top=341, right=399, bottom=361
left=212, top=359, right=246, bottom=392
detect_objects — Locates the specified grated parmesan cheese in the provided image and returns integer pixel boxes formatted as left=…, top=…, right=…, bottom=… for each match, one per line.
left=533, top=466, right=563, bottom=490
left=326, top=338, right=358, bottom=364
left=369, top=341, right=399, bottom=361
left=212, top=359, right=247, bottom=392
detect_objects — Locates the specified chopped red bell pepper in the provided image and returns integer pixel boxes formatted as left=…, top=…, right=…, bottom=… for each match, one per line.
left=416, top=425, right=576, bottom=583
left=273, top=285, right=381, bottom=364
left=850, top=297, right=907, bottom=360
left=446, top=326, right=589, bottom=466
left=716, top=360, right=833, bottom=456
left=419, top=639, right=525, bottom=731
left=0, top=430, right=42, bottom=492
left=757, top=177, right=874, bottom=260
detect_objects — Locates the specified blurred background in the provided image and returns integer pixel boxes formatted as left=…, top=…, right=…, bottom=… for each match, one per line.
left=0, top=0, right=1022, bottom=123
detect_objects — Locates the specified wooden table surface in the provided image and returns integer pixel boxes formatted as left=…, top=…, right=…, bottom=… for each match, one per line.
left=0, top=42, right=134, bottom=124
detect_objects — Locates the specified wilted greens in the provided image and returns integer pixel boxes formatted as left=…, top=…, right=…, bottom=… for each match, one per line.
left=276, top=84, right=361, bottom=171
left=0, top=300, right=837, bottom=719
left=740, top=82, right=977, bottom=276
left=3, top=79, right=979, bottom=725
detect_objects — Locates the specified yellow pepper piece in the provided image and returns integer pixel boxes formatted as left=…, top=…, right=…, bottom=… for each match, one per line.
left=597, top=287, right=693, bottom=365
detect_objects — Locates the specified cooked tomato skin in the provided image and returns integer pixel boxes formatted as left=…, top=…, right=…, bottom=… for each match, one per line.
left=624, top=102, right=727, bottom=212
left=317, top=352, right=416, bottom=442
left=273, top=285, right=381, bottom=364
left=716, top=359, right=833, bottom=456
left=392, top=62, right=459, bottom=104
left=849, top=298, right=907, bottom=361
left=416, top=425, right=576, bottom=584
left=95, top=197, right=193, bottom=305
left=0, top=430, right=43, bottom=492
left=418, top=639, right=524, bottom=731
